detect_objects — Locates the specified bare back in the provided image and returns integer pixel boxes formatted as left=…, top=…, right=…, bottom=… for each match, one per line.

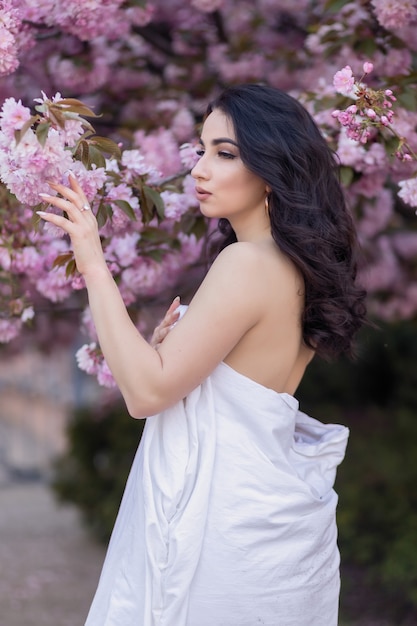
left=223, top=241, right=314, bottom=396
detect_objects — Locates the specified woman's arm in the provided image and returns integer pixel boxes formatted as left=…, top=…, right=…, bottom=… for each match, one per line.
left=37, top=176, right=266, bottom=417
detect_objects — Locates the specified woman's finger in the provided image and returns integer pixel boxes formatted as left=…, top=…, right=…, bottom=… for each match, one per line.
left=48, top=181, right=87, bottom=210
left=160, top=298, right=181, bottom=328
left=163, top=296, right=181, bottom=323
left=67, top=171, right=88, bottom=199
left=150, top=297, right=181, bottom=348
left=36, top=210, right=77, bottom=234
left=41, top=173, right=90, bottom=212
left=38, top=193, right=84, bottom=219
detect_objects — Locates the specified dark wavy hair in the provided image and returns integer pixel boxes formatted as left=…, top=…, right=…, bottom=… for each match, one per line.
left=206, top=83, right=367, bottom=360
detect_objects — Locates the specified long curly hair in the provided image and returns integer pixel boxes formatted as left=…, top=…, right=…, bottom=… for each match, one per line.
left=206, top=83, right=367, bottom=360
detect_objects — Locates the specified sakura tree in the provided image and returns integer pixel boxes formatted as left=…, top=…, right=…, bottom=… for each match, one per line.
left=0, top=0, right=416, bottom=386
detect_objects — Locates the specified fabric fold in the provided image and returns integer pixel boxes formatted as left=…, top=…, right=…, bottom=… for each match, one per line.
left=85, top=360, right=348, bottom=626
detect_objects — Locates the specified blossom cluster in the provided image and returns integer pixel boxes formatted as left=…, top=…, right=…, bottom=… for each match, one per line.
left=371, top=0, right=417, bottom=31
left=1, top=0, right=417, bottom=382
left=332, top=63, right=397, bottom=144
left=331, top=62, right=417, bottom=210
left=329, top=60, right=417, bottom=321
left=0, top=90, right=203, bottom=386
left=0, top=0, right=22, bottom=76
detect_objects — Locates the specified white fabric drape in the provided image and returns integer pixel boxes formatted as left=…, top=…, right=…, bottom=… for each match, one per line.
left=85, top=361, right=348, bottom=626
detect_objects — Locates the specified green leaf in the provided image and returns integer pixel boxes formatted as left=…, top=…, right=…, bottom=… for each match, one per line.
left=140, top=227, right=172, bottom=244
left=143, top=186, right=165, bottom=219
left=64, top=112, right=96, bottom=133
left=139, top=191, right=153, bottom=223
left=31, top=205, right=44, bottom=232
left=144, top=249, right=165, bottom=262
left=65, top=258, right=77, bottom=278
left=114, top=200, right=137, bottom=221
left=90, top=136, right=122, bottom=159
left=87, top=144, right=106, bottom=169
left=96, top=201, right=110, bottom=229
left=384, top=135, right=400, bottom=156
left=14, top=115, right=37, bottom=145
left=190, top=215, right=208, bottom=240
left=52, top=252, right=74, bottom=269
left=340, top=166, right=354, bottom=187
left=74, top=140, right=91, bottom=168
left=355, top=38, right=378, bottom=56
left=56, top=98, right=100, bottom=118
left=397, top=88, right=417, bottom=111
left=48, top=107, right=67, bottom=129
left=35, top=121, right=51, bottom=147
left=324, top=0, right=350, bottom=12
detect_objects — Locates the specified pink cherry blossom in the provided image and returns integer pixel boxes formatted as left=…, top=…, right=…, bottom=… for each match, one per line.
left=191, top=0, right=224, bottom=11
left=0, top=97, right=31, bottom=138
left=105, top=233, right=140, bottom=268
left=121, top=149, right=157, bottom=181
left=398, top=177, right=417, bottom=208
left=0, top=2, right=21, bottom=77
left=133, top=128, right=182, bottom=178
left=76, top=342, right=100, bottom=375
left=97, top=358, right=116, bottom=388
left=62, top=119, right=84, bottom=147
left=21, top=306, right=34, bottom=322
left=180, top=143, right=200, bottom=170
left=120, top=258, right=166, bottom=303
left=160, top=190, right=189, bottom=221
left=0, top=317, right=21, bottom=342
left=182, top=174, right=199, bottom=207
left=333, top=65, right=356, bottom=96
left=0, top=245, right=11, bottom=270
left=392, top=232, right=417, bottom=260
left=36, top=266, right=73, bottom=302
left=0, top=0, right=417, bottom=378
left=80, top=308, right=98, bottom=342
left=170, top=108, right=195, bottom=142
left=371, top=0, right=417, bottom=30
left=125, top=4, right=155, bottom=27
left=357, top=189, right=394, bottom=239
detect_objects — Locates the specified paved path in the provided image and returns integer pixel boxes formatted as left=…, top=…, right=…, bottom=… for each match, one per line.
left=0, top=481, right=105, bottom=626
left=1, top=479, right=414, bottom=626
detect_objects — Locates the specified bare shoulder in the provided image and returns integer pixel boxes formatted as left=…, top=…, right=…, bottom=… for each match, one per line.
left=208, top=241, right=301, bottom=293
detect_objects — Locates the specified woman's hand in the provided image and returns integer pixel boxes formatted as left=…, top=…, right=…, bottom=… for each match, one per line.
left=150, top=296, right=181, bottom=349
left=37, top=173, right=107, bottom=278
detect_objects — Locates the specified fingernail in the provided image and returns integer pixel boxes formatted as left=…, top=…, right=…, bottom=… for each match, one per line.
left=68, top=171, right=76, bottom=178
left=174, top=295, right=180, bottom=302
left=36, top=211, right=48, bottom=216
left=39, top=193, right=49, bottom=198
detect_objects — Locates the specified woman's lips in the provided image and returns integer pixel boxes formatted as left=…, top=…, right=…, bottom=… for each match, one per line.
left=195, top=187, right=212, bottom=201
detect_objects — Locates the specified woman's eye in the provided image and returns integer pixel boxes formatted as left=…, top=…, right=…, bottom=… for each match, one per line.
left=218, top=151, right=236, bottom=159
left=195, top=149, right=205, bottom=157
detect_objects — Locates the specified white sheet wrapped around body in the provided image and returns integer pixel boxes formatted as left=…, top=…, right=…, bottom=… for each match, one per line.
left=85, top=361, right=349, bottom=626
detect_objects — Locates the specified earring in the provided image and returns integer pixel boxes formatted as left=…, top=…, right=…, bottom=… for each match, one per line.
left=264, top=193, right=270, bottom=214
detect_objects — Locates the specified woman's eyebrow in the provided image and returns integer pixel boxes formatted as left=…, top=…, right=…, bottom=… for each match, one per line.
left=198, top=137, right=239, bottom=147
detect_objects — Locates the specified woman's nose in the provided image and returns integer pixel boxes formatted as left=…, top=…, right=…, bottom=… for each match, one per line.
left=191, top=155, right=208, bottom=180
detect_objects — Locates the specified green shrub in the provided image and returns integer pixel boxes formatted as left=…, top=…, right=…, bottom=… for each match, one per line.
left=52, top=400, right=145, bottom=543
left=298, top=321, right=417, bottom=620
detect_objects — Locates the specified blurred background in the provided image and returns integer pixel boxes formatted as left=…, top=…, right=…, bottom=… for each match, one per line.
left=1, top=1, right=417, bottom=624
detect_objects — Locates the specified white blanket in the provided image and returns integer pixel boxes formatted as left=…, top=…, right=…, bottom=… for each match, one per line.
left=85, top=361, right=349, bottom=626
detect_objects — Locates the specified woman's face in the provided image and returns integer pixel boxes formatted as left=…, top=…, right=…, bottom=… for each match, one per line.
left=191, top=109, right=267, bottom=225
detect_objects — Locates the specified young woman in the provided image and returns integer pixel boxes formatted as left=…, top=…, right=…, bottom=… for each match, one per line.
left=38, top=84, right=366, bottom=626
